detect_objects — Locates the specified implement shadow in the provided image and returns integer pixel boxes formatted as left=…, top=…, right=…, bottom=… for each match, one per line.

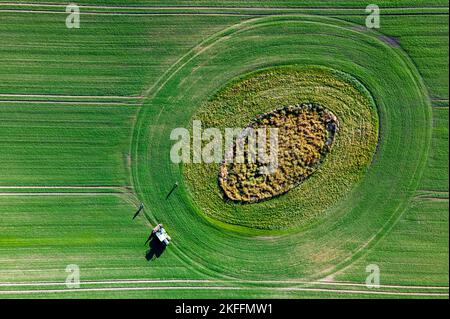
left=145, top=235, right=167, bottom=261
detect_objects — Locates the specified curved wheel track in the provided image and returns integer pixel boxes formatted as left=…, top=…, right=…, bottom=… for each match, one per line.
left=131, top=15, right=432, bottom=282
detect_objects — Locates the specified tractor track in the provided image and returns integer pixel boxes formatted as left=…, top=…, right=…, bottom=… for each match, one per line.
left=0, top=278, right=447, bottom=297
left=0, top=186, right=126, bottom=189
left=0, top=186, right=134, bottom=197
left=0, top=93, right=141, bottom=99
left=0, top=192, right=122, bottom=196
left=0, top=9, right=448, bottom=17
left=0, top=100, right=141, bottom=106
left=0, top=285, right=447, bottom=297
left=0, top=2, right=448, bottom=10
left=0, top=278, right=447, bottom=290
left=0, top=3, right=447, bottom=16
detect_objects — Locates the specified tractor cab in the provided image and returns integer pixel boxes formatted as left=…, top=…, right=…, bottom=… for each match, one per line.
left=152, top=224, right=171, bottom=246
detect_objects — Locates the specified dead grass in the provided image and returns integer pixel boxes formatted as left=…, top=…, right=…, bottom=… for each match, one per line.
left=219, top=103, right=339, bottom=203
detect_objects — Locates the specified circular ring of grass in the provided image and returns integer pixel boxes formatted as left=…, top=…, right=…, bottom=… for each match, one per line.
left=132, top=16, right=431, bottom=280
left=184, top=66, right=378, bottom=230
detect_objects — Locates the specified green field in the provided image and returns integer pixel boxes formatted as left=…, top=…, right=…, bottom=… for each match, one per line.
left=0, top=1, right=448, bottom=298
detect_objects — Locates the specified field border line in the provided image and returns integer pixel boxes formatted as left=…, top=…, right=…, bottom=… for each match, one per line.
left=1, top=9, right=448, bottom=17
left=0, top=279, right=447, bottom=291
left=0, top=285, right=447, bottom=297
left=0, top=2, right=448, bottom=10
left=0, top=3, right=448, bottom=17
left=0, top=93, right=141, bottom=99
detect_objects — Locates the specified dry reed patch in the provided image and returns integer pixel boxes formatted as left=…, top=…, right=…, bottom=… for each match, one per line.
left=219, top=103, right=339, bottom=203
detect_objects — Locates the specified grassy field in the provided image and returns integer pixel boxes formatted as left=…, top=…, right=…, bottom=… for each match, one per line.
left=0, top=1, right=448, bottom=298
left=0, top=101, right=137, bottom=185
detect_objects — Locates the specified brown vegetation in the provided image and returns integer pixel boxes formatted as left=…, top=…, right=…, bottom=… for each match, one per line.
left=219, top=103, right=339, bottom=203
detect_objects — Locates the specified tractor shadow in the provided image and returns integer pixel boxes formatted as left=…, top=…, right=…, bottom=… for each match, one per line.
left=145, top=235, right=167, bottom=261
